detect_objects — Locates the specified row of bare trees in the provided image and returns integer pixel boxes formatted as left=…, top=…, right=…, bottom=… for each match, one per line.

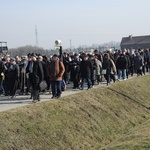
left=7, top=41, right=120, bottom=57
left=8, top=45, right=57, bottom=57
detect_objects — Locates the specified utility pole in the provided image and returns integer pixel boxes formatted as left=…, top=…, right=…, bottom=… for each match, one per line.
left=35, top=25, right=38, bottom=47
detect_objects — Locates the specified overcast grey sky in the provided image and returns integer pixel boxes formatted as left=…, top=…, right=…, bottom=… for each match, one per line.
left=1, top=0, right=150, bottom=49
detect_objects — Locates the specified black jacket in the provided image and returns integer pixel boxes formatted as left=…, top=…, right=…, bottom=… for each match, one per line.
left=0, top=61, right=5, bottom=78
left=80, top=59, right=92, bottom=78
left=69, top=59, right=80, bottom=81
left=32, top=61, right=44, bottom=84
left=6, top=63, right=20, bottom=79
left=116, top=55, right=128, bottom=69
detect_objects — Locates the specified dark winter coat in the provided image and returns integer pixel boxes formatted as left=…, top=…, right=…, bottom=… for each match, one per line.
left=32, top=61, right=44, bottom=84
left=5, top=63, right=20, bottom=79
left=134, top=55, right=144, bottom=71
left=102, top=58, right=116, bottom=74
left=116, top=55, right=128, bottom=69
left=90, top=58, right=97, bottom=80
left=41, top=61, right=49, bottom=80
left=79, top=59, right=92, bottom=78
left=0, top=61, right=5, bottom=79
left=69, top=59, right=80, bottom=81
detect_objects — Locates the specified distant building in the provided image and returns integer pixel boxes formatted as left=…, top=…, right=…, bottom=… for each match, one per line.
left=120, top=35, right=150, bottom=50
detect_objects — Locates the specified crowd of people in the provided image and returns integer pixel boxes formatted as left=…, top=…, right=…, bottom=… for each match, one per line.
left=0, top=48, right=150, bottom=102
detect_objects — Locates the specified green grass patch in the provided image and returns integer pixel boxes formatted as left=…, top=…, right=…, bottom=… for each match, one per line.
left=0, top=75, right=150, bottom=150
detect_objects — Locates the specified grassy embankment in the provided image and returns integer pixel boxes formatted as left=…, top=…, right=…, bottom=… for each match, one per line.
left=0, top=75, right=150, bottom=150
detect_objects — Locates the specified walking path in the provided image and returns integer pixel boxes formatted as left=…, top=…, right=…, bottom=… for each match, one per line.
left=0, top=74, right=143, bottom=112
left=0, top=86, right=83, bottom=112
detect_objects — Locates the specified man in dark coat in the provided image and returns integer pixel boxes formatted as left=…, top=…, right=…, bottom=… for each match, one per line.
left=133, top=51, right=144, bottom=76
left=89, top=54, right=96, bottom=87
left=69, top=54, right=80, bottom=89
left=3, top=57, right=20, bottom=97
left=29, top=54, right=44, bottom=102
left=0, top=58, right=5, bottom=94
left=3, top=57, right=10, bottom=96
left=79, top=54, right=92, bottom=90
left=63, top=52, right=70, bottom=84
left=25, top=54, right=33, bottom=95
left=38, top=55, right=48, bottom=92
left=116, top=52, right=128, bottom=80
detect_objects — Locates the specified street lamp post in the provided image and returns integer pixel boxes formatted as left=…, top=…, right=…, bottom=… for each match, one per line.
left=55, top=40, right=63, bottom=61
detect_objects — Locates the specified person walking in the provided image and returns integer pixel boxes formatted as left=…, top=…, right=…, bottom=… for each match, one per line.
left=69, top=54, right=80, bottom=89
left=94, top=54, right=102, bottom=84
left=0, top=57, right=5, bottom=95
left=134, top=51, right=144, bottom=76
left=62, top=52, right=70, bottom=85
left=48, top=54, right=65, bottom=99
left=116, top=52, right=128, bottom=81
left=79, top=54, right=92, bottom=90
left=38, top=55, right=48, bottom=93
left=102, top=53, right=116, bottom=85
left=3, top=58, right=20, bottom=98
left=29, top=54, right=44, bottom=102
left=89, top=54, right=97, bottom=87
left=25, top=54, right=33, bottom=95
